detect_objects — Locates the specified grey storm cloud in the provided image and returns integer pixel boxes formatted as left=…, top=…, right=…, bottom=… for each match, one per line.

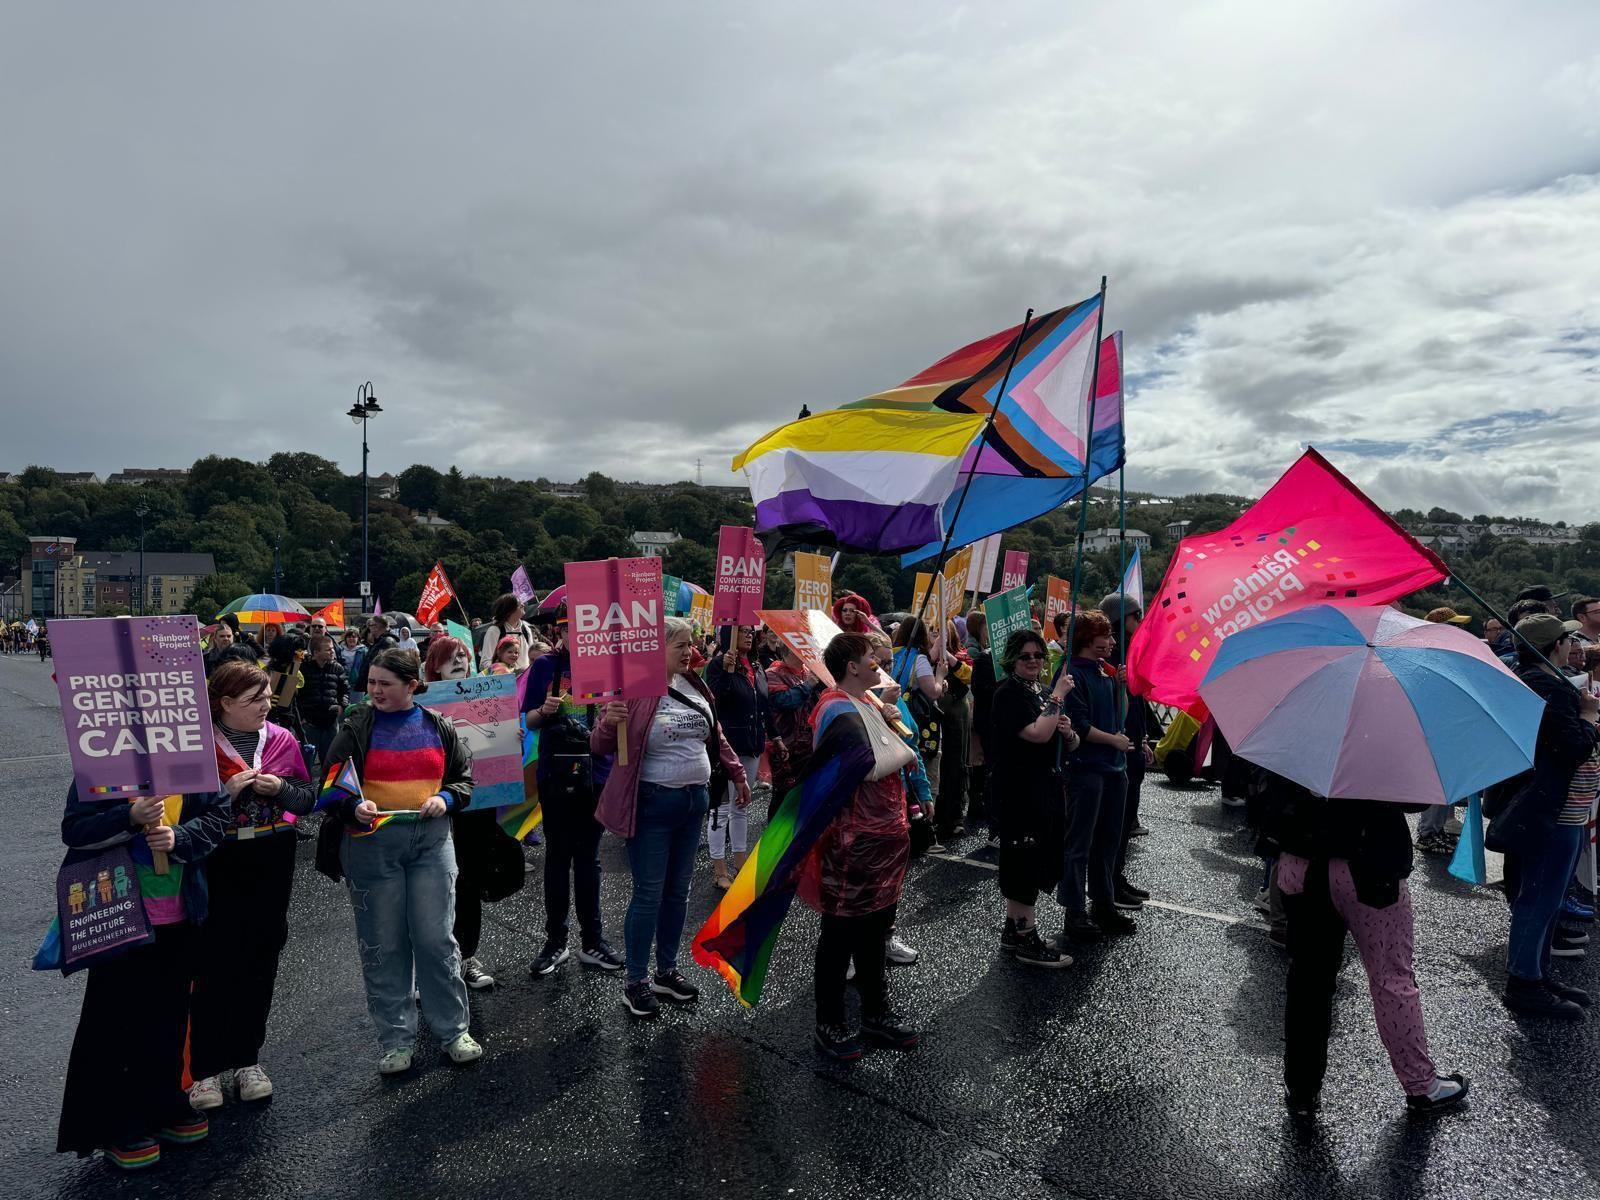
left=4, top=2, right=1600, bottom=520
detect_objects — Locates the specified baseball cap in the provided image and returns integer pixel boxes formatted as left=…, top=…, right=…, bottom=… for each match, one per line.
left=1515, top=613, right=1568, bottom=651
left=1423, top=607, right=1472, bottom=625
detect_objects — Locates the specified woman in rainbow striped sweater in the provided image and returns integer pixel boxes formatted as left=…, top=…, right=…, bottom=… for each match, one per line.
left=323, top=647, right=484, bottom=1075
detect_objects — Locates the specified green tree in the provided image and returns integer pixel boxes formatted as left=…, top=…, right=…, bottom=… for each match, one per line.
left=187, top=572, right=255, bottom=620
left=398, top=465, right=446, bottom=513
left=267, top=452, right=344, bottom=502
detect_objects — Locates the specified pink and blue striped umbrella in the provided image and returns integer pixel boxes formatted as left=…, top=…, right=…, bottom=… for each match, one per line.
left=1197, top=604, right=1542, bottom=805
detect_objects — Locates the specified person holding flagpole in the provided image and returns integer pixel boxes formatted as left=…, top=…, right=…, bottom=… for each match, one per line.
left=1059, top=610, right=1137, bottom=942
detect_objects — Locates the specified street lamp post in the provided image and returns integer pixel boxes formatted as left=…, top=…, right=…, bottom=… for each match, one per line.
left=347, top=382, right=383, bottom=614
left=135, top=505, right=150, bottom=616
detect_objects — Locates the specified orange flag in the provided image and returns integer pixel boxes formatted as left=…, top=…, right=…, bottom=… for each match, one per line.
left=312, top=599, right=345, bottom=627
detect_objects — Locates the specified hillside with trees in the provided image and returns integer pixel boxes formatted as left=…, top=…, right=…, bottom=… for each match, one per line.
left=4, top=460, right=1596, bottom=623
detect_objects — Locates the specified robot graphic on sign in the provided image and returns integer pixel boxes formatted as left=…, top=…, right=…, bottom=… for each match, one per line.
left=68, top=880, right=87, bottom=915
left=96, top=870, right=113, bottom=904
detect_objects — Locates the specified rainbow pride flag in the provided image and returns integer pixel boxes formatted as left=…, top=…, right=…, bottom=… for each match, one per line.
left=692, top=705, right=876, bottom=1007
left=497, top=720, right=543, bottom=841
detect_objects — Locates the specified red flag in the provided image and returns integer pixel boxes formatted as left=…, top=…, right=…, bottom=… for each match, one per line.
left=1127, top=449, right=1446, bottom=714
left=311, top=599, right=345, bottom=627
left=415, top=562, right=455, bottom=626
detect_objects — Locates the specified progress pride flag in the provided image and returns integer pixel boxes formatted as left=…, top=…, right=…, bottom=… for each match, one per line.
left=1126, top=448, right=1447, bottom=713
left=565, top=557, right=667, bottom=702
left=713, top=526, right=765, bottom=625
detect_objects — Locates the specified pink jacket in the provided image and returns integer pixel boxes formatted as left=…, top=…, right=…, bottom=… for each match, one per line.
left=592, top=675, right=748, bottom=839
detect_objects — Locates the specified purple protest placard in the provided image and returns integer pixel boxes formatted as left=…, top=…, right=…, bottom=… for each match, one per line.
left=56, top=844, right=153, bottom=973
left=52, top=616, right=221, bottom=799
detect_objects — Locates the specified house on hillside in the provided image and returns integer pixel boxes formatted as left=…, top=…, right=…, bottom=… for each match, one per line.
left=631, top=531, right=681, bottom=558
left=1082, top=528, right=1152, bottom=553
left=107, top=467, right=190, bottom=487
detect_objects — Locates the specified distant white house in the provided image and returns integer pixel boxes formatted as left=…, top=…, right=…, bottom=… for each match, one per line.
left=1082, top=527, right=1152, bottom=553
left=631, top=531, right=681, bottom=557
left=414, top=510, right=453, bottom=529
left=1165, top=520, right=1191, bottom=541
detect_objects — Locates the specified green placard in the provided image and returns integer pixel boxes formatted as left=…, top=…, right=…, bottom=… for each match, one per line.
left=983, top=585, right=1032, bottom=676
left=660, top=574, right=683, bottom=616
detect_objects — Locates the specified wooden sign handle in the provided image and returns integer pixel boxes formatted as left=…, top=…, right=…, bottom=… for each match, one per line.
left=144, top=824, right=170, bottom=875
left=616, top=714, right=629, bottom=766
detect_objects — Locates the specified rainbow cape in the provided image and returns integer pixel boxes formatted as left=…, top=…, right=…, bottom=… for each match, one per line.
left=692, top=701, right=876, bottom=1007
left=496, top=720, right=543, bottom=841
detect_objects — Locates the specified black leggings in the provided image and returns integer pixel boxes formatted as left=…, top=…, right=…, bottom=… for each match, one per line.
left=814, top=904, right=897, bottom=1026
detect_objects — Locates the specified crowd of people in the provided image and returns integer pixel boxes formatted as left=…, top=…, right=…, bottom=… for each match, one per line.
left=45, top=578, right=1600, bottom=1170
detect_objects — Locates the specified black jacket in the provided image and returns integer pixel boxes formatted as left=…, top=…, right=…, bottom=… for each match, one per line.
left=705, top=633, right=773, bottom=758
left=1484, top=662, right=1598, bottom=852
left=1259, top=771, right=1422, bottom=906
left=322, top=701, right=474, bottom=824
left=354, top=633, right=398, bottom=691
left=297, top=656, right=349, bottom=726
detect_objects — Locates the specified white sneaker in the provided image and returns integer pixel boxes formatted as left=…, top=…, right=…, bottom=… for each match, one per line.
left=445, top=1033, right=484, bottom=1064
left=235, top=1063, right=273, bottom=1102
left=1251, top=889, right=1271, bottom=916
left=188, top=1074, right=225, bottom=1111
left=378, top=1046, right=415, bottom=1075
left=887, top=936, right=920, bottom=966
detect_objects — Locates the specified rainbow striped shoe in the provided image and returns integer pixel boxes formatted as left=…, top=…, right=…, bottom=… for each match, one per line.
left=107, top=1139, right=160, bottom=1170
left=157, top=1115, right=209, bottom=1145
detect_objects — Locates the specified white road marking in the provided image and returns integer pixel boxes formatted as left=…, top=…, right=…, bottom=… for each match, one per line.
left=927, top=851, right=1263, bottom=929
left=0, top=752, right=70, bottom=763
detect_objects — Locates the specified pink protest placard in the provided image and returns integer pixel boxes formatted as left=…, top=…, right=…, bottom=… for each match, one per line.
left=712, top=525, right=765, bottom=626
left=565, top=557, right=667, bottom=701
left=1001, top=550, right=1030, bottom=593
left=52, top=615, right=221, bottom=798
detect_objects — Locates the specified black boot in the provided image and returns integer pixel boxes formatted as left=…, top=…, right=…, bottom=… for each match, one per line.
left=1546, top=978, right=1593, bottom=1007
left=1504, top=975, right=1585, bottom=1020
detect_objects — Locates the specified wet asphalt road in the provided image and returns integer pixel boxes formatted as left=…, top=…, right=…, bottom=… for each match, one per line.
left=3, top=654, right=1598, bottom=1200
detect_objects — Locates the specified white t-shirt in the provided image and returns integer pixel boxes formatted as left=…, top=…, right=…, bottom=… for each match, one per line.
left=639, top=677, right=714, bottom=788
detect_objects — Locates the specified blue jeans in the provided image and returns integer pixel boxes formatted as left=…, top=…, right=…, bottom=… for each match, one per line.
left=624, top=782, right=711, bottom=983
left=341, top=816, right=470, bottom=1051
left=1507, top=823, right=1585, bottom=981
left=1058, top=769, right=1127, bottom=915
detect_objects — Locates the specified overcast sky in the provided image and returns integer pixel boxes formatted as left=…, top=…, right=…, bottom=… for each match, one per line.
left=5, top=3, right=1600, bottom=519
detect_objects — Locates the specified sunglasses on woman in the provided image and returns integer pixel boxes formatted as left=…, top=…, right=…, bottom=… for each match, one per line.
left=1016, top=652, right=1047, bottom=662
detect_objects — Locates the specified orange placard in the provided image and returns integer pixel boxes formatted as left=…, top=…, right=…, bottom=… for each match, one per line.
left=1044, top=576, right=1073, bottom=623
left=792, top=552, right=832, bottom=612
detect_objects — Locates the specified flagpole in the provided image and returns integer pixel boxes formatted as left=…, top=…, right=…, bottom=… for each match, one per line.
left=1115, top=462, right=1129, bottom=728
left=1448, top=573, right=1571, bottom=679
left=1055, top=276, right=1109, bottom=766
left=903, top=307, right=1034, bottom=676
left=1058, top=276, right=1109, bottom=674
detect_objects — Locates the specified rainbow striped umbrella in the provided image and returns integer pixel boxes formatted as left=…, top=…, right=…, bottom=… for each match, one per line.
left=217, top=593, right=311, bottom=625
